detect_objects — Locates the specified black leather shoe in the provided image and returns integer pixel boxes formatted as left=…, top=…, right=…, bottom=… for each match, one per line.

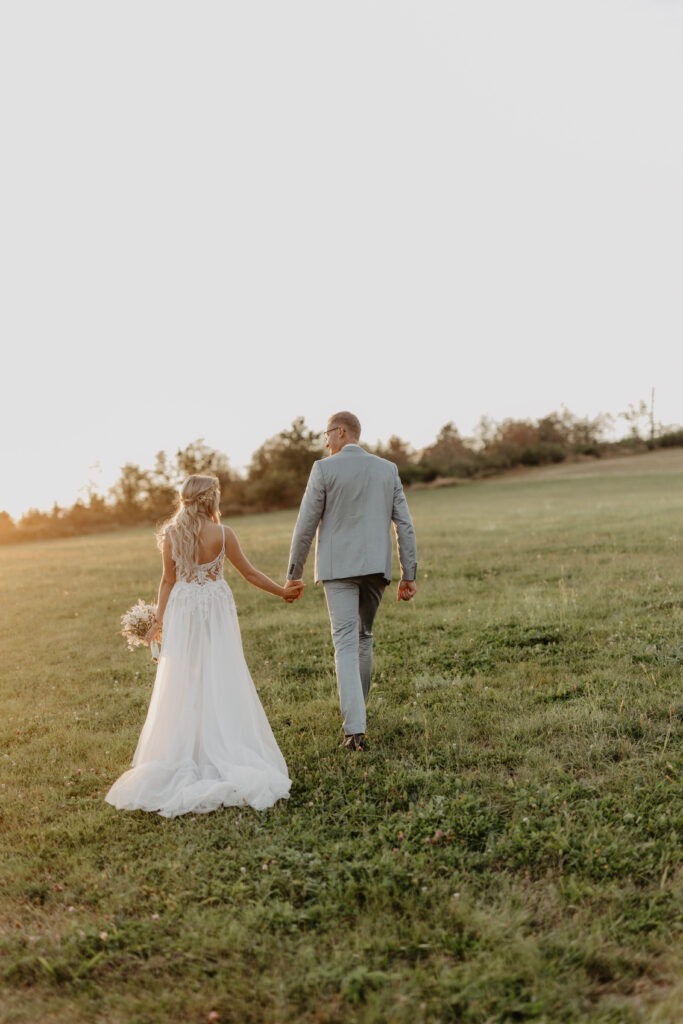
left=341, top=733, right=365, bottom=751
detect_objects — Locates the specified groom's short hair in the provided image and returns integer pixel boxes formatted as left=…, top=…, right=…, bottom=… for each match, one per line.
left=331, top=411, right=361, bottom=440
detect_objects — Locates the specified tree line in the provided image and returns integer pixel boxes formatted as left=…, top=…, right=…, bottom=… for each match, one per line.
left=2, top=408, right=682, bottom=545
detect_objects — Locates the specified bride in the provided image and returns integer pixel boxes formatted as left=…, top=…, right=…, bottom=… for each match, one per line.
left=106, top=474, right=302, bottom=818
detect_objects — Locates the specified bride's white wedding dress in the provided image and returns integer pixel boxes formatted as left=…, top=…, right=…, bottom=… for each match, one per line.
left=106, top=527, right=291, bottom=817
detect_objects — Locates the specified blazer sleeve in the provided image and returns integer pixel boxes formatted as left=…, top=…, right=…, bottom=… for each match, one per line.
left=391, top=465, right=418, bottom=580
left=287, top=460, right=326, bottom=579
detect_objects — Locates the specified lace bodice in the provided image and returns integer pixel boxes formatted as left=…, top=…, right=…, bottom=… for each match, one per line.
left=174, top=526, right=226, bottom=584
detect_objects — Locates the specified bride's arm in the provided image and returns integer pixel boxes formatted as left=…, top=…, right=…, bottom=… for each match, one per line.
left=145, top=535, right=176, bottom=643
left=224, top=526, right=304, bottom=602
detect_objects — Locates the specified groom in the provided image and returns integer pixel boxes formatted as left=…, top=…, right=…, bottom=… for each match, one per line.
left=285, top=411, right=418, bottom=751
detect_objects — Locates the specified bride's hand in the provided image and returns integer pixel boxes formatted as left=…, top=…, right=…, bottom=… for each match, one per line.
left=145, top=619, right=161, bottom=645
left=282, top=580, right=304, bottom=602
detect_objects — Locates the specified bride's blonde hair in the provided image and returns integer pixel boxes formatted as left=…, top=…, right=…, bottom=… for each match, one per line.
left=157, top=475, right=221, bottom=576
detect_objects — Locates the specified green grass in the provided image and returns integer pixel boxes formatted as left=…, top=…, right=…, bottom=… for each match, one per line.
left=1, top=467, right=682, bottom=1023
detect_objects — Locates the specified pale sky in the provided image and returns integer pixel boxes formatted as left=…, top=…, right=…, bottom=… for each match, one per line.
left=2, top=0, right=682, bottom=519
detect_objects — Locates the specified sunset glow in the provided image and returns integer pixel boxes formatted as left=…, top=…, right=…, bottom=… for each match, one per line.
left=3, top=0, right=682, bottom=520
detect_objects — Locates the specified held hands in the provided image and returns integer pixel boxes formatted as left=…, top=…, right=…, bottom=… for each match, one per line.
left=282, top=579, right=305, bottom=603
left=397, top=579, right=417, bottom=602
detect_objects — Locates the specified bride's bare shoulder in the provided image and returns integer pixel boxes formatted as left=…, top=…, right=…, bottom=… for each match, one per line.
left=197, top=519, right=223, bottom=536
left=195, top=519, right=225, bottom=560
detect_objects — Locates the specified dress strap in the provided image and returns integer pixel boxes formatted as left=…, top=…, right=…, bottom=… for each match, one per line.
left=220, top=524, right=226, bottom=554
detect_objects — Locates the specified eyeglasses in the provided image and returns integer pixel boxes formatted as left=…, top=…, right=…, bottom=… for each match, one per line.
left=323, top=426, right=342, bottom=439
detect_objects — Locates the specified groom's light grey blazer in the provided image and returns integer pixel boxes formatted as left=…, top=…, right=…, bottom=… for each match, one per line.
left=287, top=445, right=418, bottom=584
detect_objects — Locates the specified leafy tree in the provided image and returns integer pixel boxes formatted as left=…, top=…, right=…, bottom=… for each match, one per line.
left=477, top=418, right=567, bottom=468
left=473, top=414, right=497, bottom=450
left=246, top=417, right=323, bottom=509
left=371, top=435, right=436, bottom=484
left=479, top=419, right=537, bottom=468
left=619, top=401, right=650, bottom=444
left=78, top=492, right=114, bottom=530
left=372, top=435, right=414, bottom=467
left=173, top=439, right=232, bottom=483
left=17, top=508, right=52, bottom=541
left=63, top=499, right=95, bottom=531
left=537, top=412, right=569, bottom=446
left=564, top=410, right=612, bottom=455
left=109, top=463, right=151, bottom=523
left=147, top=450, right=179, bottom=521
left=420, top=422, right=477, bottom=477
left=173, top=440, right=237, bottom=514
left=0, top=511, right=16, bottom=544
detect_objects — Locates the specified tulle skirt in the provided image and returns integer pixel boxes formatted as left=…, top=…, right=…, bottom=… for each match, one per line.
left=106, top=579, right=291, bottom=817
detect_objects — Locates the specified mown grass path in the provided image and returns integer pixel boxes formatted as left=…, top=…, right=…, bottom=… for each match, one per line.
left=1, top=467, right=682, bottom=1023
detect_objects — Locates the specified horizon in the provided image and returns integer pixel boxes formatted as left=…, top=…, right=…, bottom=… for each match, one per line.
left=3, top=397, right=679, bottom=521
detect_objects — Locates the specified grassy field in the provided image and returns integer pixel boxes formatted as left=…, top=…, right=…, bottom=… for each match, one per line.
left=1, top=463, right=682, bottom=1023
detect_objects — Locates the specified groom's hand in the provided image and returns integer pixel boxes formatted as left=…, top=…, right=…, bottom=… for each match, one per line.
left=284, top=579, right=305, bottom=602
left=397, top=579, right=417, bottom=602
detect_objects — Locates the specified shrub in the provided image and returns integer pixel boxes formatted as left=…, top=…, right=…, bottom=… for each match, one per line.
left=245, top=417, right=324, bottom=510
left=0, top=510, right=16, bottom=544
left=656, top=428, right=683, bottom=448
left=519, top=443, right=566, bottom=466
left=397, top=464, right=438, bottom=485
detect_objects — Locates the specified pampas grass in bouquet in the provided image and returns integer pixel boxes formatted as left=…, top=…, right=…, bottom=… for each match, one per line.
left=120, top=600, right=160, bottom=662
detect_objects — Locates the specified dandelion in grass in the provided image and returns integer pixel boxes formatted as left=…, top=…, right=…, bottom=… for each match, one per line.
left=120, top=600, right=160, bottom=661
